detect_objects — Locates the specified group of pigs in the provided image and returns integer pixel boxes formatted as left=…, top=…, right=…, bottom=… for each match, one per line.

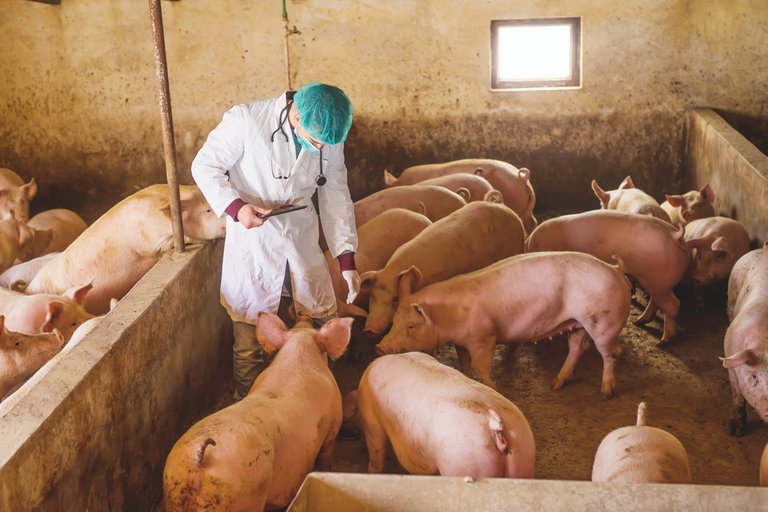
left=0, top=168, right=225, bottom=401
left=162, top=158, right=768, bottom=511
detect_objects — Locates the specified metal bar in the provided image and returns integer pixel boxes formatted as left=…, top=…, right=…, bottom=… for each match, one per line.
left=149, top=0, right=185, bottom=252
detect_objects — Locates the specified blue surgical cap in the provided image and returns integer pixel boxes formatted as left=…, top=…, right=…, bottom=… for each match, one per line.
left=294, top=82, right=354, bottom=145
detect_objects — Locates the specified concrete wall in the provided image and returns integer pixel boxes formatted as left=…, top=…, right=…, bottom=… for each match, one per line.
left=687, top=108, right=768, bottom=245
left=289, top=472, right=768, bottom=511
left=1, top=1, right=767, bottom=222
left=0, top=241, right=232, bottom=511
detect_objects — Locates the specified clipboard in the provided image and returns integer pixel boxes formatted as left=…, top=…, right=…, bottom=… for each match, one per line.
left=255, top=204, right=308, bottom=219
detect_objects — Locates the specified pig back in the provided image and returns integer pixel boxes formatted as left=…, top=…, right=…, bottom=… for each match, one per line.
left=526, top=210, right=689, bottom=294
left=354, top=185, right=466, bottom=225
left=389, top=159, right=536, bottom=230
left=727, top=247, right=768, bottom=322
left=358, top=352, right=535, bottom=478
left=28, top=209, right=87, bottom=254
left=386, top=202, right=525, bottom=288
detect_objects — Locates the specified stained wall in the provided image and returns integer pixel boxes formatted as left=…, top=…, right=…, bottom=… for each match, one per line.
left=1, top=1, right=767, bottom=221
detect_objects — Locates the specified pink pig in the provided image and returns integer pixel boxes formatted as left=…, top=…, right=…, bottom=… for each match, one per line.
left=28, top=208, right=88, bottom=254
left=163, top=314, right=352, bottom=512
left=0, top=252, right=59, bottom=291
left=356, top=352, right=535, bottom=477
left=591, top=175, right=671, bottom=223
left=24, top=184, right=225, bottom=315
left=661, top=184, right=715, bottom=226
left=361, top=202, right=525, bottom=336
left=0, top=217, right=52, bottom=274
left=0, top=315, right=64, bottom=399
left=0, top=168, right=37, bottom=223
left=525, top=210, right=689, bottom=344
left=591, top=402, right=691, bottom=483
left=384, top=158, right=537, bottom=233
left=354, top=185, right=466, bottom=226
left=324, top=208, right=431, bottom=318
left=761, top=443, right=768, bottom=486
left=417, top=173, right=504, bottom=204
left=376, top=251, right=631, bottom=398
left=0, top=284, right=94, bottom=342
left=721, top=243, right=768, bottom=436
left=684, top=216, right=751, bottom=290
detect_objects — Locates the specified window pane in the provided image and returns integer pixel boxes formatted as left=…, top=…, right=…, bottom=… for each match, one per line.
left=498, top=25, right=572, bottom=81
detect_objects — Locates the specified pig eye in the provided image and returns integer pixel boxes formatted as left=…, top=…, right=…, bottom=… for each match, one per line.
left=749, top=373, right=760, bottom=387
left=15, top=341, right=21, bottom=347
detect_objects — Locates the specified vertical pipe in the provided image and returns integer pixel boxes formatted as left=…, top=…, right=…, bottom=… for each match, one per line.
left=149, top=0, right=185, bottom=252
left=282, top=0, right=292, bottom=90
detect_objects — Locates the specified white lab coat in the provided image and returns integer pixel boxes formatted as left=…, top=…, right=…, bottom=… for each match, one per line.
left=191, top=92, right=358, bottom=324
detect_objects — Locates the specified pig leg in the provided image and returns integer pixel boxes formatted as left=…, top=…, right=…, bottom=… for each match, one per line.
left=455, top=345, right=473, bottom=377
left=634, top=297, right=658, bottom=326
left=315, top=432, right=337, bottom=471
left=467, top=340, right=498, bottom=389
left=727, top=369, right=747, bottom=436
left=651, top=291, right=680, bottom=344
left=360, top=415, right=389, bottom=473
left=552, top=328, right=591, bottom=391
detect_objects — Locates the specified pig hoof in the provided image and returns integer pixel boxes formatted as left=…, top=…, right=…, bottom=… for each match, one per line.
left=599, top=388, right=615, bottom=400
left=550, top=378, right=565, bottom=390
left=656, top=339, right=669, bottom=348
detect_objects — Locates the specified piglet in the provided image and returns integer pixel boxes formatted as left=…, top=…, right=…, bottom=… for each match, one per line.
left=721, top=243, right=768, bottom=436
left=0, top=168, right=37, bottom=223
left=28, top=208, right=88, bottom=254
left=25, top=184, right=225, bottom=315
left=0, top=252, right=59, bottom=291
left=354, top=185, right=466, bottom=226
left=385, top=158, right=537, bottom=233
left=662, top=184, right=715, bottom=226
left=377, top=251, right=631, bottom=397
left=684, top=216, right=751, bottom=291
left=0, top=315, right=64, bottom=399
left=357, top=352, right=535, bottom=478
left=591, top=175, right=671, bottom=223
left=0, top=284, right=94, bottom=341
left=163, top=314, right=352, bottom=512
left=592, top=402, right=691, bottom=483
left=0, top=217, right=52, bottom=274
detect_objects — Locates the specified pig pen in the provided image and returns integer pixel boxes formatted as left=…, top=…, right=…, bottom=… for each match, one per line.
left=1, top=108, right=767, bottom=511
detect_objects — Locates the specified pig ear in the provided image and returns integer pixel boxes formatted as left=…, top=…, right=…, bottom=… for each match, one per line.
left=255, top=313, right=288, bottom=353
left=383, top=169, right=397, bottom=187
left=22, top=178, right=37, bottom=200
left=590, top=180, right=610, bottom=208
left=340, top=303, right=368, bottom=318
left=720, top=349, right=758, bottom=368
left=455, top=187, right=471, bottom=201
left=711, top=236, right=731, bottom=256
left=686, top=236, right=707, bottom=250
left=397, top=266, right=423, bottom=299
left=665, top=194, right=685, bottom=207
left=483, top=190, right=504, bottom=204
left=473, top=167, right=485, bottom=176
left=109, top=298, right=119, bottom=311
left=410, top=303, right=429, bottom=323
left=416, top=201, right=428, bottom=217
left=52, top=328, right=65, bottom=346
left=316, top=317, right=353, bottom=360
left=359, top=270, right=378, bottom=293
left=700, top=184, right=715, bottom=203
left=517, top=167, right=531, bottom=182
left=619, top=176, right=635, bottom=189
left=42, top=301, right=64, bottom=332
left=63, top=281, right=93, bottom=305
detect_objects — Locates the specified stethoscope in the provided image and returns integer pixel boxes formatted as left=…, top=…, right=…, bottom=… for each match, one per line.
left=269, top=102, right=327, bottom=186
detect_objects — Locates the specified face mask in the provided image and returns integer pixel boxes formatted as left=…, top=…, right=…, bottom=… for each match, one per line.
left=295, top=131, right=320, bottom=153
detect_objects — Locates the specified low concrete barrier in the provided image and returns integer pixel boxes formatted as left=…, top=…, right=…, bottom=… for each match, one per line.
left=0, top=241, right=232, bottom=511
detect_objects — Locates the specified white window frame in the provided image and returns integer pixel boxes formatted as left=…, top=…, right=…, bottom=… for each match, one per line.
left=491, top=17, right=582, bottom=91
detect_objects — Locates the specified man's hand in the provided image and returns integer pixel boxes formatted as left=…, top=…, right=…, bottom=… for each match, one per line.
left=237, top=204, right=272, bottom=229
left=341, top=270, right=361, bottom=304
